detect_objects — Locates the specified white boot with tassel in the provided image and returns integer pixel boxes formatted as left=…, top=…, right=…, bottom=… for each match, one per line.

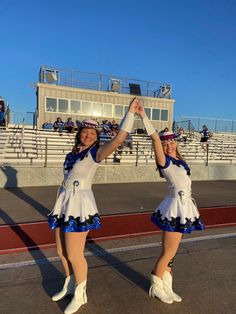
left=163, top=271, right=182, bottom=302
left=52, top=274, right=75, bottom=302
left=149, top=273, right=173, bottom=304
left=64, top=280, right=87, bottom=314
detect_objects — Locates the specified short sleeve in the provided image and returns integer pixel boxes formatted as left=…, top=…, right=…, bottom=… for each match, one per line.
left=90, top=146, right=101, bottom=163
left=156, top=155, right=171, bottom=170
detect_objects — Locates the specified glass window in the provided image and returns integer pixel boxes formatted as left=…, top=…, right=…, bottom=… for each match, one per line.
left=81, top=101, right=91, bottom=115
left=46, top=98, right=57, bottom=112
left=115, top=105, right=124, bottom=118
left=103, top=104, right=113, bottom=117
left=58, top=99, right=68, bottom=113
left=144, top=108, right=151, bottom=119
left=71, top=100, right=81, bottom=114
left=152, top=108, right=160, bottom=120
left=92, top=102, right=102, bottom=117
left=161, top=109, right=168, bottom=121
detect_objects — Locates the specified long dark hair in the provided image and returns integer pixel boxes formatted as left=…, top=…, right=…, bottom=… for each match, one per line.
left=72, top=127, right=100, bottom=153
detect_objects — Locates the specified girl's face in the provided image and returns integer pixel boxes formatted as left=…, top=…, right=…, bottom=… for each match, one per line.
left=80, top=128, right=97, bottom=147
left=162, top=141, right=177, bottom=157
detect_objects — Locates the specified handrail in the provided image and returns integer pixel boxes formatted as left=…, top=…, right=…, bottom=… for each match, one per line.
left=20, top=118, right=25, bottom=158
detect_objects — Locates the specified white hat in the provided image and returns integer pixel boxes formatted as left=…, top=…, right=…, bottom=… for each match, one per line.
left=77, top=119, right=102, bottom=131
left=159, top=131, right=177, bottom=142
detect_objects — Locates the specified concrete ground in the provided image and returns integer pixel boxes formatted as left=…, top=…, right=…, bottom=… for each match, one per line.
left=0, top=180, right=236, bottom=314
left=1, top=227, right=236, bottom=314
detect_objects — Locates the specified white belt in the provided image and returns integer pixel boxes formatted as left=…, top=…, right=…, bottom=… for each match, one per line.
left=169, top=189, right=197, bottom=207
left=62, top=179, right=92, bottom=191
left=169, top=189, right=191, bottom=198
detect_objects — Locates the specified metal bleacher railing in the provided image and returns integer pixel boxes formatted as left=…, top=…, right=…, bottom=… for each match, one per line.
left=1, top=126, right=236, bottom=166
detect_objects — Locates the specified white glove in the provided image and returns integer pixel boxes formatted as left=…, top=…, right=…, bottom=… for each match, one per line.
left=119, top=111, right=135, bottom=133
left=142, top=115, right=156, bottom=136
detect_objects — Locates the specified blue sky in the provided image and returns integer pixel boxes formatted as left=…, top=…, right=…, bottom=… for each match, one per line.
left=1, top=0, right=236, bottom=121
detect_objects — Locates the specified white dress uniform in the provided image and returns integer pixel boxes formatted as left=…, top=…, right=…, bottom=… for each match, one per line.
left=48, top=146, right=101, bottom=232
left=151, top=155, right=205, bottom=233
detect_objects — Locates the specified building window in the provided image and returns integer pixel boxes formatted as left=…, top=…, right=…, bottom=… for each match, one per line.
left=103, top=103, right=113, bottom=117
left=46, top=98, right=57, bottom=112
left=161, top=109, right=168, bottom=121
left=71, top=100, right=81, bottom=114
left=144, top=108, right=151, bottom=119
left=92, top=102, right=102, bottom=117
left=152, top=108, right=160, bottom=120
left=114, top=105, right=124, bottom=118
left=58, top=99, right=69, bottom=113
left=81, top=101, right=91, bottom=115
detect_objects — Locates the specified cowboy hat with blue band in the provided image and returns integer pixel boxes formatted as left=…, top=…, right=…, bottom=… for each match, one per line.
left=159, top=131, right=178, bottom=142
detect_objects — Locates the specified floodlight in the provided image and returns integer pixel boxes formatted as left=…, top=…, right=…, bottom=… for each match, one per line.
left=110, top=78, right=121, bottom=93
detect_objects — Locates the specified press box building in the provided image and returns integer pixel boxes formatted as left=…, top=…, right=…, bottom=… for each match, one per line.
left=36, top=66, right=175, bottom=131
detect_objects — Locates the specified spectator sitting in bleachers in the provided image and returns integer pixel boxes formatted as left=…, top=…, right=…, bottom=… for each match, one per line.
left=53, top=117, right=64, bottom=133
left=99, top=126, right=111, bottom=144
left=111, top=119, right=118, bottom=130
left=124, top=133, right=133, bottom=153
left=42, top=120, right=53, bottom=130
left=75, top=120, right=81, bottom=129
left=177, top=127, right=187, bottom=142
left=64, top=117, right=75, bottom=133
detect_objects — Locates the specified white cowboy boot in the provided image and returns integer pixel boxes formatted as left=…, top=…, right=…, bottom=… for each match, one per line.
left=149, top=273, right=173, bottom=304
left=52, top=274, right=75, bottom=302
left=163, top=271, right=182, bottom=302
left=64, top=280, right=87, bottom=314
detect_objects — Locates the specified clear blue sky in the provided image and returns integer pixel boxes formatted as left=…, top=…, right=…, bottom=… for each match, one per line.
left=1, top=0, right=236, bottom=121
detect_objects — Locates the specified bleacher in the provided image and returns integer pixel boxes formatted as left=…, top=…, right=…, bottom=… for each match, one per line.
left=0, top=126, right=236, bottom=166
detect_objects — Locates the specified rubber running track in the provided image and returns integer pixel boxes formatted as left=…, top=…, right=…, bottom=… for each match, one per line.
left=0, top=206, right=236, bottom=254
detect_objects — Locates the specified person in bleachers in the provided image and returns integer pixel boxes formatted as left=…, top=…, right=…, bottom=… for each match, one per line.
left=177, top=127, right=187, bottom=142
left=53, top=117, right=64, bottom=133
left=64, top=117, right=75, bottom=133
left=75, top=120, right=81, bottom=129
left=100, top=125, right=111, bottom=144
left=199, top=125, right=210, bottom=142
left=42, top=120, right=53, bottom=130
left=124, top=133, right=133, bottom=153
left=199, top=125, right=210, bottom=148
left=0, top=96, right=6, bottom=127
left=48, top=98, right=139, bottom=313
left=111, top=119, right=118, bottom=130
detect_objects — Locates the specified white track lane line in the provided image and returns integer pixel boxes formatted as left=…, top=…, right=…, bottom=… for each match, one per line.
left=1, top=232, right=236, bottom=270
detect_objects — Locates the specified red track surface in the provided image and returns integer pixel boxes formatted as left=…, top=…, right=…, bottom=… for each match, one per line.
left=0, top=206, right=236, bottom=255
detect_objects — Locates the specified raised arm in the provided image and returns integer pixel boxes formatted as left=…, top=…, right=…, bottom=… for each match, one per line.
left=137, top=103, right=166, bottom=167
left=96, top=98, right=139, bottom=162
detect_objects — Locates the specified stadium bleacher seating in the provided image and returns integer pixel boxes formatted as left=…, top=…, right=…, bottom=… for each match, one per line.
left=0, top=126, right=236, bottom=166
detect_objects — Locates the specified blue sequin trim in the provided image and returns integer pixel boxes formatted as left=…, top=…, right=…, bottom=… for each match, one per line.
left=48, top=213, right=101, bottom=232
left=151, top=210, right=205, bottom=234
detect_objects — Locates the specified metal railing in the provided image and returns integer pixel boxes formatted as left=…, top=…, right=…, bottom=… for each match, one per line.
left=1, top=127, right=236, bottom=166
left=9, top=111, right=36, bottom=127
left=39, top=65, right=172, bottom=99
left=179, top=116, right=236, bottom=133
